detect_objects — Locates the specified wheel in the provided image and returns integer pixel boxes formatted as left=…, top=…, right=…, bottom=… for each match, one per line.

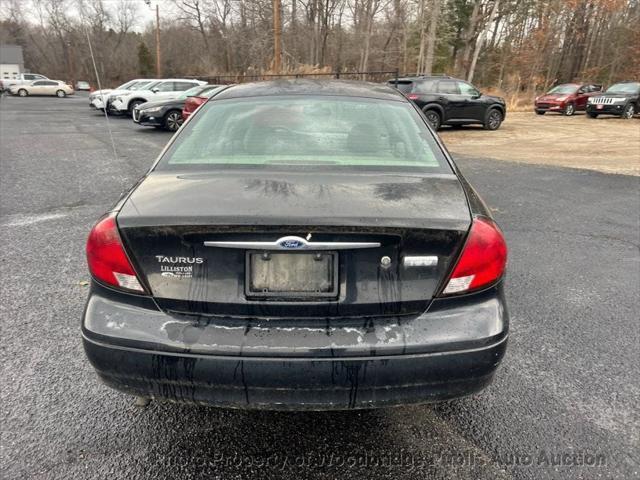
left=587, top=112, right=598, bottom=118
left=128, top=100, right=144, bottom=116
left=56, top=90, right=66, bottom=98
left=622, top=103, right=635, bottom=119
left=423, top=109, right=441, bottom=130
left=18, top=89, right=28, bottom=97
left=564, top=103, right=575, bottom=116
left=535, top=110, right=545, bottom=115
left=163, top=110, right=183, bottom=131
left=484, top=108, right=503, bottom=130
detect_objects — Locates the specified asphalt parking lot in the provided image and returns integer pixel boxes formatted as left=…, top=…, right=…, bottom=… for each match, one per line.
left=1, top=94, right=638, bottom=479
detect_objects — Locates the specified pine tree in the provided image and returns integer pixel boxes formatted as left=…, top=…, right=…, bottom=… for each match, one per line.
left=137, top=42, right=154, bottom=77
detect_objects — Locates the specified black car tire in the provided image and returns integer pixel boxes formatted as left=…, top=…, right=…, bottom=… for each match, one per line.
left=622, top=103, right=635, bottom=119
left=56, top=90, right=66, bottom=98
left=128, top=100, right=144, bottom=116
left=535, top=110, right=545, bottom=115
left=587, top=112, right=598, bottom=118
left=564, top=103, right=575, bottom=116
left=163, top=110, right=183, bottom=132
left=18, top=89, right=28, bottom=97
left=484, top=108, right=503, bottom=130
left=423, top=109, right=441, bottom=131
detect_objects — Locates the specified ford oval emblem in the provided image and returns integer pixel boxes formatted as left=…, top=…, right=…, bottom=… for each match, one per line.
left=279, top=238, right=304, bottom=249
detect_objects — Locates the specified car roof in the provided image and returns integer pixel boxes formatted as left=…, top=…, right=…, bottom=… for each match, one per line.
left=213, top=79, right=406, bottom=102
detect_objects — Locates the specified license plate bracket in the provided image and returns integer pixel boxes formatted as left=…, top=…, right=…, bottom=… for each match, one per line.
left=246, top=251, right=338, bottom=299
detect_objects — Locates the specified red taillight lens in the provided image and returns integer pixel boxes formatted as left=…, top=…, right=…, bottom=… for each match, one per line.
left=407, top=93, right=419, bottom=100
left=86, top=214, right=145, bottom=293
left=441, top=217, right=507, bottom=296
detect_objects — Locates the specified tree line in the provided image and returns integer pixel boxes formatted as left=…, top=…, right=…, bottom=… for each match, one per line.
left=0, top=0, right=638, bottom=93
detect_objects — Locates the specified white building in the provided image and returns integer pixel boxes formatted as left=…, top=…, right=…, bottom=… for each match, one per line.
left=0, top=45, right=25, bottom=80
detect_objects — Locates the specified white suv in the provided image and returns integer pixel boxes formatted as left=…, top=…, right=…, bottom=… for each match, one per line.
left=90, top=79, right=158, bottom=110
left=108, top=79, right=205, bottom=115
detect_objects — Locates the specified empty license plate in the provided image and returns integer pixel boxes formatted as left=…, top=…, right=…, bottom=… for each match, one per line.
left=247, top=252, right=338, bottom=298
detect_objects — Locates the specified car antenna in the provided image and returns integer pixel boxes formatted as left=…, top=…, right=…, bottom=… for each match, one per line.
left=85, top=29, right=118, bottom=162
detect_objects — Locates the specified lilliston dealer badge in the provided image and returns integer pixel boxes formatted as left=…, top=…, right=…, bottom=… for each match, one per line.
left=155, top=255, right=203, bottom=279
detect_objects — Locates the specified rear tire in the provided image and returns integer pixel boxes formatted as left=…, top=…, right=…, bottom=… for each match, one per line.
left=18, top=89, right=28, bottom=97
left=484, top=108, right=503, bottom=130
left=535, top=110, right=545, bottom=115
left=564, top=103, right=575, bottom=116
left=56, top=90, right=66, bottom=98
left=622, top=103, right=635, bottom=119
left=423, top=109, right=441, bottom=131
left=163, top=110, right=183, bottom=132
left=587, top=112, right=598, bottom=118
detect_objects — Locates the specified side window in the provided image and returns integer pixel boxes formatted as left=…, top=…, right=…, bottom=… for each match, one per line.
left=174, top=82, right=198, bottom=91
left=577, top=86, right=588, bottom=94
left=32, top=80, right=46, bottom=85
left=44, top=81, right=58, bottom=86
left=458, top=81, right=480, bottom=96
left=24, top=74, right=35, bottom=80
left=154, top=82, right=175, bottom=92
left=34, top=75, right=46, bottom=80
left=437, top=80, right=460, bottom=95
left=413, top=79, right=437, bottom=94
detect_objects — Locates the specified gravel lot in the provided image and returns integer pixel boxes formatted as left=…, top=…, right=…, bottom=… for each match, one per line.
left=1, top=94, right=638, bottom=479
left=440, top=111, right=640, bottom=175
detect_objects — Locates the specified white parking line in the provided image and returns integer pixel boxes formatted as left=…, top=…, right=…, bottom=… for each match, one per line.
left=1, top=212, right=68, bottom=227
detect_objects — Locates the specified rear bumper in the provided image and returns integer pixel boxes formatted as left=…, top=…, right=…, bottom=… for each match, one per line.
left=82, top=282, right=508, bottom=410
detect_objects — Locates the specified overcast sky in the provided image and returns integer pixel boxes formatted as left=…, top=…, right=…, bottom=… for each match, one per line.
left=9, top=0, right=179, bottom=33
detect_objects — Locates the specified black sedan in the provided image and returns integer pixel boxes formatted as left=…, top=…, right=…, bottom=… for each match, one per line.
left=83, top=80, right=508, bottom=410
left=132, top=84, right=220, bottom=131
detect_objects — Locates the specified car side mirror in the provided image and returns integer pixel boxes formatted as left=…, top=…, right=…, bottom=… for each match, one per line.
left=151, top=87, right=159, bottom=93
left=472, top=92, right=481, bottom=99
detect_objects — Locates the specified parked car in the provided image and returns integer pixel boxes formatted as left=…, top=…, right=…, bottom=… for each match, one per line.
left=82, top=80, right=508, bottom=410
left=181, top=85, right=225, bottom=120
left=534, top=83, right=603, bottom=115
left=133, top=85, right=221, bottom=131
left=387, top=75, right=506, bottom=130
left=586, top=81, right=640, bottom=119
left=90, top=79, right=158, bottom=110
left=108, top=79, right=206, bottom=116
left=9, top=79, right=74, bottom=97
left=76, top=81, right=91, bottom=91
left=0, top=73, right=49, bottom=92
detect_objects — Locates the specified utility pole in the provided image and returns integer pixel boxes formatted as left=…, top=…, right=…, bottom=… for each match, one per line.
left=144, top=0, right=162, bottom=77
left=273, top=0, right=282, bottom=73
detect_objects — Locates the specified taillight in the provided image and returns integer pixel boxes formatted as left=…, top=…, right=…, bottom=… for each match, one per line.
left=407, top=93, right=419, bottom=100
left=86, top=214, right=145, bottom=293
left=440, top=217, right=507, bottom=296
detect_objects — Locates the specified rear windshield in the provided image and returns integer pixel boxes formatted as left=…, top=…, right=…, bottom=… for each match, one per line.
left=177, top=85, right=208, bottom=100
left=155, top=96, right=450, bottom=173
left=387, top=81, right=413, bottom=94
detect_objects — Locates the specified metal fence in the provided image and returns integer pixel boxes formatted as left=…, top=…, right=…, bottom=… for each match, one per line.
left=188, top=70, right=400, bottom=85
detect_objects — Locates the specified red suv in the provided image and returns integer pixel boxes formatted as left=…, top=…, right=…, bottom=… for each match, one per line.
left=535, top=83, right=603, bottom=116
